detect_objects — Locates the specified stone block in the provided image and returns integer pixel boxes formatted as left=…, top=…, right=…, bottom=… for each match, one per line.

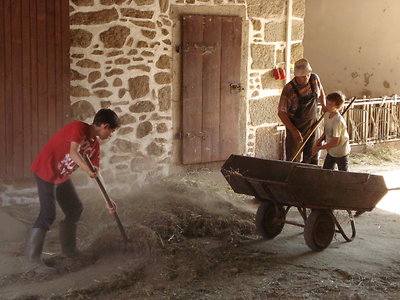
left=290, top=42, right=304, bottom=62
left=154, top=72, right=171, bottom=84
left=159, top=0, right=169, bottom=13
left=146, top=141, right=165, bottom=156
left=128, top=76, right=150, bottom=100
left=291, top=19, right=304, bottom=41
left=100, top=0, right=126, bottom=4
left=156, top=55, right=171, bottom=69
left=127, top=65, right=151, bottom=72
left=251, top=44, right=274, bottom=70
left=71, top=100, right=96, bottom=121
left=71, top=0, right=94, bottom=6
left=130, top=20, right=156, bottom=29
left=135, top=0, right=155, bottom=5
left=70, top=8, right=118, bottom=25
left=71, top=85, right=91, bottom=97
left=71, top=69, right=87, bottom=81
left=113, top=78, right=122, bottom=87
left=129, top=101, right=155, bottom=113
left=249, top=96, right=280, bottom=126
left=120, top=114, right=136, bottom=125
left=70, top=29, right=93, bottom=48
left=114, top=138, right=140, bottom=153
left=293, top=0, right=305, bottom=18
left=141, top=30, right=156, bottom=39
left=107, top=50, right=124, bottom=57
left=247, top=0, right=285, bottom=18
left=120, top=8, right=154, bottom=19
left=264, top=21, right=285, bottom=42
left=115, top=58, right=130, bottom=64
left=251, top=19, right=261, bottom=31
left=156, top=123, right=168, bottom=133
left=92, top=80, right=108, bottom=89
left=93, top=89, right=113, bottom=98
left=158, top=86, right=171, bottom=111
left=254, top=126, right=281, bottom=159
left=118, top=127, right=134, bottom=135
left=76, top=59, right=101, bottom=69
left=100, top=25, right=130, bottom=48
left=137, top=121, right=153, bottom=138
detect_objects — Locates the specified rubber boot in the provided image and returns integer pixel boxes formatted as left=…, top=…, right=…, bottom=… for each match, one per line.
left=59, top=221, right=81, bottom=258
left=24, top=228, right=57, bottom=274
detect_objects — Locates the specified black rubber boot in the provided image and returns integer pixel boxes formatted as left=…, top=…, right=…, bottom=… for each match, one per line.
left=24, top=228, right=57, bottom=274
left=59, top=221, right=81, bottom=258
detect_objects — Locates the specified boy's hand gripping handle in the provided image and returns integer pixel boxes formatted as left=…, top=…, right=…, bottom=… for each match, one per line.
left=290, top=97, right=357, bottom=162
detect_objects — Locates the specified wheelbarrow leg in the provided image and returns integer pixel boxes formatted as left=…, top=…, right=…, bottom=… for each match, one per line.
left=297, top=207, right=308, bottom=223
left=331, top=210, right=356, bottom=242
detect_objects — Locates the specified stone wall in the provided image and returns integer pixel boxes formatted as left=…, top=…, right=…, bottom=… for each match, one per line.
left=246, top=0, right=304, bottom=158
left=69, top=0, right=175, bottom=197
left=0, top=0, right=305, bottom=205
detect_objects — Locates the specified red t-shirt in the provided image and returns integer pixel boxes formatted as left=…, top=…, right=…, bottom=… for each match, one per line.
left=31, top=121, right=100, bottom=184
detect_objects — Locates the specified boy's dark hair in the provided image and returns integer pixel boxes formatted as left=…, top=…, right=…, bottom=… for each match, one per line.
left=93, top=109, right=121, bottom=129
left=326, top=91, right=345, bottom=108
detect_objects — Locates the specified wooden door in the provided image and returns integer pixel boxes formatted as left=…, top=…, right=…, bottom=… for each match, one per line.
left=0, top=0, right=70, bottom=179
left=182, top=15, right=242, bottom=164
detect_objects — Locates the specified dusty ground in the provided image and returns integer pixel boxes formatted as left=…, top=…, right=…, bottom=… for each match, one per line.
left=1, top=147, right=400, bottom=300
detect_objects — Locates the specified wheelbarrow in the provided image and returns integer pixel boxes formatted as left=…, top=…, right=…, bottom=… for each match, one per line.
left=221, top=154, right=388, bottom=251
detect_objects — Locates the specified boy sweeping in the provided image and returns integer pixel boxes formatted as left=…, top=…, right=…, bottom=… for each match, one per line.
left=26, top=109, right=120, bottom=274
left=312, top=91, right=351, bottom=171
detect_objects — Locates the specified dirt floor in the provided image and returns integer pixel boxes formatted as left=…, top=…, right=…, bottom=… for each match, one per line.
left=2, top=147, right=400, bottom=300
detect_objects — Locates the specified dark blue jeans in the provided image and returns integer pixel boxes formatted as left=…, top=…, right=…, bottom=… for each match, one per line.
left=323, top=154, right=349, bottom=171
left=33, top=175, right=83, bottom=230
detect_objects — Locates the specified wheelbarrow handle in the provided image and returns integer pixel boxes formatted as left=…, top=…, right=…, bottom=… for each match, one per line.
left=387, top=187, right=400, bottom=191
left=290, top=96, right=357, bottom=162
left=84, top=154, right=129, bottom=243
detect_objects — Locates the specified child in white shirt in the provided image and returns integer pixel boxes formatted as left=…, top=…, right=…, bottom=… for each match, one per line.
left=312, top=91, right=350, bottom=171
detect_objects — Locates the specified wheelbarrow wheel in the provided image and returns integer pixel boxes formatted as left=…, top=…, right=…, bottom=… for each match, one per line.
left=304, top=210, right=335, bottom=251
left=255, top=202, right=285, bottom=239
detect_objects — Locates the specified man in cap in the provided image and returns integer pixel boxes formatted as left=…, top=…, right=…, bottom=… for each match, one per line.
left=278, top=58, right=326, bottom=164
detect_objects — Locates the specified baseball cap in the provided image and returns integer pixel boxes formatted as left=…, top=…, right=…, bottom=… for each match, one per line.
left=294, top=58, right=312, bottom=77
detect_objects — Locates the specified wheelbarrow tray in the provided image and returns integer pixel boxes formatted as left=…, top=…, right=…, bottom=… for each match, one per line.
left=221, top=155, right=388, bottom=211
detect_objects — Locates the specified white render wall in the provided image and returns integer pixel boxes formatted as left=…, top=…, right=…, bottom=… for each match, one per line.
left=304, top=0, right=400, bottom=98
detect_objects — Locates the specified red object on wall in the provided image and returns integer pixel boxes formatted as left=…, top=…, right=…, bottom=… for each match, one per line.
left=273, top=68, right=286, bottom=80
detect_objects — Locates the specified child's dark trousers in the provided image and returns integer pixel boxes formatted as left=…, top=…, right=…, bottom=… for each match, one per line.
left=322, top=154, right=349, bottom=171
left=33, top=175, right=83, bottom=230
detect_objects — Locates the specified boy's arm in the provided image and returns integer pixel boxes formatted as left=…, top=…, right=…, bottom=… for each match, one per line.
left=70, top=141, right=97, bottom=178
left=312, top=134, right=336, bottom=155
left=315, top=133, right=325, bottom=146
left=316, top=137, right=340, bottom=151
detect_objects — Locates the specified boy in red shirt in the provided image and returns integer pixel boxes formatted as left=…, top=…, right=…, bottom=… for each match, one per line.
left=26, top=109, right=120, bottom=274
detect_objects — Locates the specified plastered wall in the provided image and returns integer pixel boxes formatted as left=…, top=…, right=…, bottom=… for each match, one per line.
left=304, top=0, right=400, bottom=98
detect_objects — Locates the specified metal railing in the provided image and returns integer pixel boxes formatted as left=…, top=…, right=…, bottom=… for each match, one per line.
left=342, top=95, right=400, bottom=145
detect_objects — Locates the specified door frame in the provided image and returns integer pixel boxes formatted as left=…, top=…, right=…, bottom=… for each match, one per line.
left=169, top=5, right=249, bottom=169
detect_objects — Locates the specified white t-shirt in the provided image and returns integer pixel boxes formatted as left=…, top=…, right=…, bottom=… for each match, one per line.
left=323, top=112, right=351, bottom=157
